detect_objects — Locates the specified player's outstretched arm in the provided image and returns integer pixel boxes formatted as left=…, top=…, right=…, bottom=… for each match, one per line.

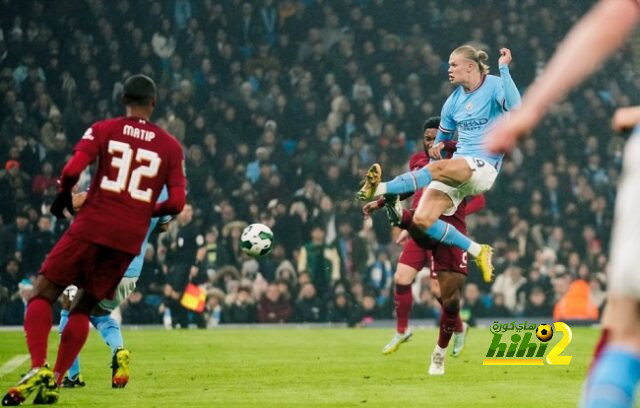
left=497, top=48, right=521, bottom=110
left=488, top=0, right=640, bottom=153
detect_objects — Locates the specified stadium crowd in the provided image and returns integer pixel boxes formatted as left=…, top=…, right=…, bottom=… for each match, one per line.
left=0, top=0, right=634, bottom=327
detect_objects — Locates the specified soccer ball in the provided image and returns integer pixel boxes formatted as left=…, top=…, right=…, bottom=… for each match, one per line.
left=536, top=324, right=553, bottom=342
left=240, top=223, right=274, bottom=257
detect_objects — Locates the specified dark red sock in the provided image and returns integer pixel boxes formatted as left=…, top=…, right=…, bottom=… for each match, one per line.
left=24, top=297, right=53, bottom=368
left=589, top=328, right=610, bottom=373
left=53, top=313, right=90, bottom=384
left=437, top=307, right=459, bottom=348
left=395, top=284, right=413, bottom=334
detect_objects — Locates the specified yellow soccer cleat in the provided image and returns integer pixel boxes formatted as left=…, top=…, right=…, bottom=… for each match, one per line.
left=474, top=244, right=495, bottom=283
left=111, top=348, right=130, bottom=389
left=357, top=163, right=382, bottom=201
left=2, top=366, right=58, bottom=406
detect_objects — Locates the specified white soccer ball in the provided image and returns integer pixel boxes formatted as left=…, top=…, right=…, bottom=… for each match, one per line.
left=240, top=223, right=274, bottom=257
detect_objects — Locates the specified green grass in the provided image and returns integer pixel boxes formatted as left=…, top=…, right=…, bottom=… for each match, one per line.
left=0, top=326, right=599, bottom=407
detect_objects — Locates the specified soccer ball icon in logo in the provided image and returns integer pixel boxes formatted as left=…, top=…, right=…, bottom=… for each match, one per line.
left=240, top=223, right=274, bottom=257
left=536, top=324, right=553, bottom=342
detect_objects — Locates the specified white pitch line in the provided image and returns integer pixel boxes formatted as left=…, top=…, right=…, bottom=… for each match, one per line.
left=0, top=355, right=30, bottom=378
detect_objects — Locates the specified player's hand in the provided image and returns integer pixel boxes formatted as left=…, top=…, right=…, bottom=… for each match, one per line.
left=612, top=106, right=640, bottom=132
left=395, top=229, right=410, bottom=245
left=487, top=107, right=541, bottom=153
left=362, top=201, right=381, bottom=217
left=72, top=191, right=88, bottom=212
left=498, top=48, right=512, bottom=66
left=50, top=190, right=74, bottom=219
left=428, top=141, right=445, bottom=160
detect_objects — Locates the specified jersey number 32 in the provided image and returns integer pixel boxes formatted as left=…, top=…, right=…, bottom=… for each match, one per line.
left=100, top=140, right=161, bottom=202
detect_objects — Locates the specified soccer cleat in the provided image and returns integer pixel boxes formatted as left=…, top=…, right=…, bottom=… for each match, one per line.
left=111, top=348, right=130, bottom=388
left=474, top=244, right=495, bottom=283
left=451, top=322, right=469, bottom=357
left=382, top=329, right=413, bottom=355
left=428, top=348, right=445, bottom=375
left=356, top=163, right=382, bottom=201
left=383, top=194, right=403, bottom=227
left=2, top=366, right=58, bottom=406
left=61, top=374, right=86, bottom=388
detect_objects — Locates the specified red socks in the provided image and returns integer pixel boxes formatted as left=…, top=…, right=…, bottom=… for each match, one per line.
left=395, top=284, right=413, bottom=334
left=24, top=297, right=53, bottom=368
left=437, top=308, right=463, bottom=348
left=53, top=313, right=90, bottom=384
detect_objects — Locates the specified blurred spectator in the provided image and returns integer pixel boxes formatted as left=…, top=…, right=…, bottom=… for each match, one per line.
left=297, top=225, right=341, bottom=299
left=121, top=291, right=159, bottom=325
left=257, top=283, right=293, bottom=323
left=224, top=286, right=257, bottom=323
left=2, top=278, right=32, bottom=325
left=295, top=282, right=323, bottom=322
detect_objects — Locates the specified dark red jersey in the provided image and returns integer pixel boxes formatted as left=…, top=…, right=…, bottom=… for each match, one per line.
left=68, top=116, right=185, bottom=254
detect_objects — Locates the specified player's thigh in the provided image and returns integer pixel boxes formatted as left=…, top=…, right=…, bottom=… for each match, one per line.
left=433, top=243, right=468, bottom=303
left=69, top=288, right=100, bottom=315
left=414, top=188, right=454, bottom=224
left=396, top=239, right=428, bottom=285
left=83, top=246, right=135, bottom=301
left=94, top=277, right=138, bottom=314
left=40, top=232, right=92, bottom=292
left=608, top=135, right=640, bottom=298
left=427, top=158, right=473, bottom=185
left=437, top=271, right=466, bottom=301
left=32, top=274, right=66, bottom=304
left=605, top=297, right=640, bottom=351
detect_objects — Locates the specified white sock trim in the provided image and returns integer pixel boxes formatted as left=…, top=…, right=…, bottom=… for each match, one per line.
left=468, top=242, right=482, bottom=258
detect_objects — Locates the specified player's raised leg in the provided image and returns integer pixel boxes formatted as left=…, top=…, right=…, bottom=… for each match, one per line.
left=403, top=187, right=493, bottom=282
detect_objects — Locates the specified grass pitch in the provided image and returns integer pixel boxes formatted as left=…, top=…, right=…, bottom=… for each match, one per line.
left=0, top=326, right=598, bottom=407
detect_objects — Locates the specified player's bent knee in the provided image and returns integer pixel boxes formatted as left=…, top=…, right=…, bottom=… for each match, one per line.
left=394, top=266, right=416, bottom=286
left=412, top=212, right=437, bottom=230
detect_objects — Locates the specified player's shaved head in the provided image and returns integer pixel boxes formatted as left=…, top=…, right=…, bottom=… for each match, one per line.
left=122, top=74, right=157, bottom=106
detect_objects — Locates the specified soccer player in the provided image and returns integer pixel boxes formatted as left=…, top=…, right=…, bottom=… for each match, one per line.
left=363, top=117, right=485, bottom=375
left=2, top=74, right=186, bottom=406
left=485, top=2, right=640, bottom=407
left=58, top=188, right=172, bottom=389
left=357, top=45, right=521, bottom=283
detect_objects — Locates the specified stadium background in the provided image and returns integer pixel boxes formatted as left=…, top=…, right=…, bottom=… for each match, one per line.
left=0, top=0, right=635, bottom=328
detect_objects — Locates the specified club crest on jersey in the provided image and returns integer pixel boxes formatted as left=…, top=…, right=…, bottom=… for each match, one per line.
left=82, top=128, right=94, bottom=141
left=465, top=102, right=473, bottom=114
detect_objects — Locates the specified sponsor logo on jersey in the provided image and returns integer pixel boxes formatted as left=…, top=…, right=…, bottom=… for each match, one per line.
left=458, top=118, right=489, bottom=132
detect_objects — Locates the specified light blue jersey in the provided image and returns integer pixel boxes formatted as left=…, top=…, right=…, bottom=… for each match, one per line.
left=124, top=186, right=171, bottom=278
left=436, top=65, right=521, bottom=170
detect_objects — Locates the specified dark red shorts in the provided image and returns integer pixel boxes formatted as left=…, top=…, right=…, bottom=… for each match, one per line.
left=398, top=237, right=468, bottom=276
left=40, top=231, right=135, bottom=301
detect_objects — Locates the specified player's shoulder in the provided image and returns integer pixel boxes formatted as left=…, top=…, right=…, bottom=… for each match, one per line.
left=409, top=151, right=428, bottom=170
